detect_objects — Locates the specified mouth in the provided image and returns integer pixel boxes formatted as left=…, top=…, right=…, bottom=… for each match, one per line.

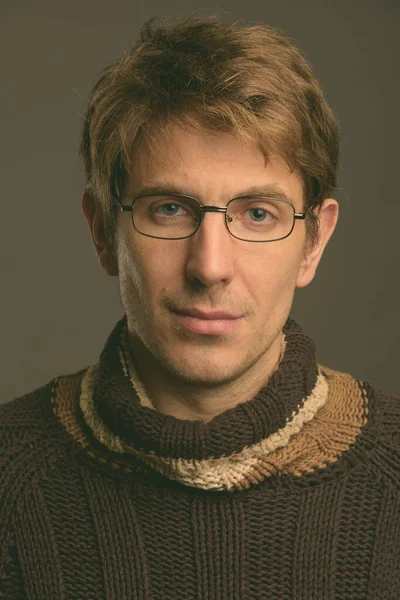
left=170, top=308, right=244, bottom=335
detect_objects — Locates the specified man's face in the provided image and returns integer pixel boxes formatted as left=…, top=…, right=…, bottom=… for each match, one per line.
left=111, top=124, right=317, bottom=386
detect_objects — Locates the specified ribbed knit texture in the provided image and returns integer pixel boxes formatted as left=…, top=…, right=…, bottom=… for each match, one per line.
left=1, top=315, right=399, bottom=599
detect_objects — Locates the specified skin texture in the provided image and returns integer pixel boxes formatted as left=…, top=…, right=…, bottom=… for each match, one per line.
left=82, top=124, right=339, bottom=421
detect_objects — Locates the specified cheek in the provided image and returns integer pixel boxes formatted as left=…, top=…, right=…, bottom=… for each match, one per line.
left=245, top=245, right=303, bottom=305
left=117, top=235, right=145, bottom=301
left=118, top=234, right=178, bottom=302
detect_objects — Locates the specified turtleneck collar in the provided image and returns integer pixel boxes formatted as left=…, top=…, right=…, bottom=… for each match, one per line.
left=78, top=315, right=329, bottom=491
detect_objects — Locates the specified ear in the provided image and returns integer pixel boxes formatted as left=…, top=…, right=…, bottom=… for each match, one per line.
left=81, top=191, right=119, bottom=277
left=296, top=198, right=339, bottom=288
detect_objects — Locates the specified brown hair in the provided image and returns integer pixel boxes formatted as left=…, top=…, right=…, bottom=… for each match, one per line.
left=80, top=16, right=340, bottom=257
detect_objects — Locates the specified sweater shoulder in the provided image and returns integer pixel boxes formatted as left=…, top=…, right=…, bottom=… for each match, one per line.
left=1, top=379, right=57, bottom=449
left=0, top=367, right=88, bottom=460
left=0, top=371, right=83, bottom=575
left=0, top=369, right=89, bottom=528
left=362, top=381, right=400, bottom=489
left=319, top=364, right=400, bottom=487
left=362, top=380, right=400, bottom=448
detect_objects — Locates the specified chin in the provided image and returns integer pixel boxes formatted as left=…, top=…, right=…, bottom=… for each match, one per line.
left=161, top=346, right=250, bottom=386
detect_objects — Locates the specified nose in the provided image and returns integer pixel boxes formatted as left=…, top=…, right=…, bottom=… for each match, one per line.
left=185, top=211, right=235, bottom=287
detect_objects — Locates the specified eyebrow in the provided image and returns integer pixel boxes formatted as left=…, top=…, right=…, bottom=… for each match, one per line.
left=129, top=182, right=295, bottom=205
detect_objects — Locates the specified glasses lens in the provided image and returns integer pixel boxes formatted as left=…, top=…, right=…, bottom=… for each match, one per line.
left=132, top=195, right=200, bottom=239
left=226, top=197, right=294, bottom=241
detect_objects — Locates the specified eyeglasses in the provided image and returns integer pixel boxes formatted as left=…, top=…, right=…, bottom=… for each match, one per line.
left=117, top=193, right=308, bottom=242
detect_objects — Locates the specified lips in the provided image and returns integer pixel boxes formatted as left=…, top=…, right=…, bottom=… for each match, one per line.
left=171, top=307, right=244, bottom=335
left=173, top=308, right=243, bottom=320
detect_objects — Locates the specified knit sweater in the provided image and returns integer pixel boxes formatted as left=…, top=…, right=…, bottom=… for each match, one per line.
left=1, top=316, right=399, bottom=600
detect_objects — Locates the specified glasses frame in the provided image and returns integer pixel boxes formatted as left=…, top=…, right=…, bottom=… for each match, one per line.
left=117, top=193, right=308, bottom=242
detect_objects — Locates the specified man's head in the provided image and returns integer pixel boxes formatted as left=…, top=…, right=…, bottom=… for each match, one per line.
left=81, top=17, right=339, bottom=390
left=81, top=16, right=339, bottom=260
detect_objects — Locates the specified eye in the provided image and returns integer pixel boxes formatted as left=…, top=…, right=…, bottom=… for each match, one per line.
left=153, top=202, right=186, bottom=217
left=247, top=207, right=276, bottom=222
left=145, top=195, right=200, bottom=222
left=228, top=198, right=281, bottom=224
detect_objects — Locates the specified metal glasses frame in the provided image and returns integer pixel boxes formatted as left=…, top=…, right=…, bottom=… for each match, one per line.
left=117, top=193, right=308, bottom=242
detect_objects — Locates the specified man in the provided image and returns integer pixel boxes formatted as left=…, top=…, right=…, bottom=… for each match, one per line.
left=1, top=16, right=398, bottom=599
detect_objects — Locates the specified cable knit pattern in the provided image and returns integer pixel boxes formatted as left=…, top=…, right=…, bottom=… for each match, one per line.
left=1, top=315, right=399, bottom=599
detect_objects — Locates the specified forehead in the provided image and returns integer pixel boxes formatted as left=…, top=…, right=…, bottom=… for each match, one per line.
left=127, top=123, right=304, bottom=204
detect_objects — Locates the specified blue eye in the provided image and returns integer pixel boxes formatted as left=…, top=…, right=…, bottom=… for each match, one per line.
left=249, top=208, right=274, bottom=222
left=155, top=203, right=183, bottom=216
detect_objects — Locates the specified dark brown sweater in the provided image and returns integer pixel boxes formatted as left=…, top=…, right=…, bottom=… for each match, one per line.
left=1, top=315, right=399, bottom=599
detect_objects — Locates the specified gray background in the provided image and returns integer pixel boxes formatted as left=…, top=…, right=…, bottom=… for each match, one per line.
left=1, top=0, right=399, bottom=403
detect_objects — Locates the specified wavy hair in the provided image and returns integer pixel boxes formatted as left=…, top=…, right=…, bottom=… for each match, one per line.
left=80, top=16, right=340, bottom=256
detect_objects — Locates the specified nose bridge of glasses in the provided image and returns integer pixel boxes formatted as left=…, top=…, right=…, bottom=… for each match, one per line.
left=201, top=205, right=228, bottom=214
left=197, top=206, right=234, bottom=228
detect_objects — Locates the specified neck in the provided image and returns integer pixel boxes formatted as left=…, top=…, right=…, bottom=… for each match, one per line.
left=126, top=330, right=284, bottom=421
left=81, top=314, right=329, bottom=491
